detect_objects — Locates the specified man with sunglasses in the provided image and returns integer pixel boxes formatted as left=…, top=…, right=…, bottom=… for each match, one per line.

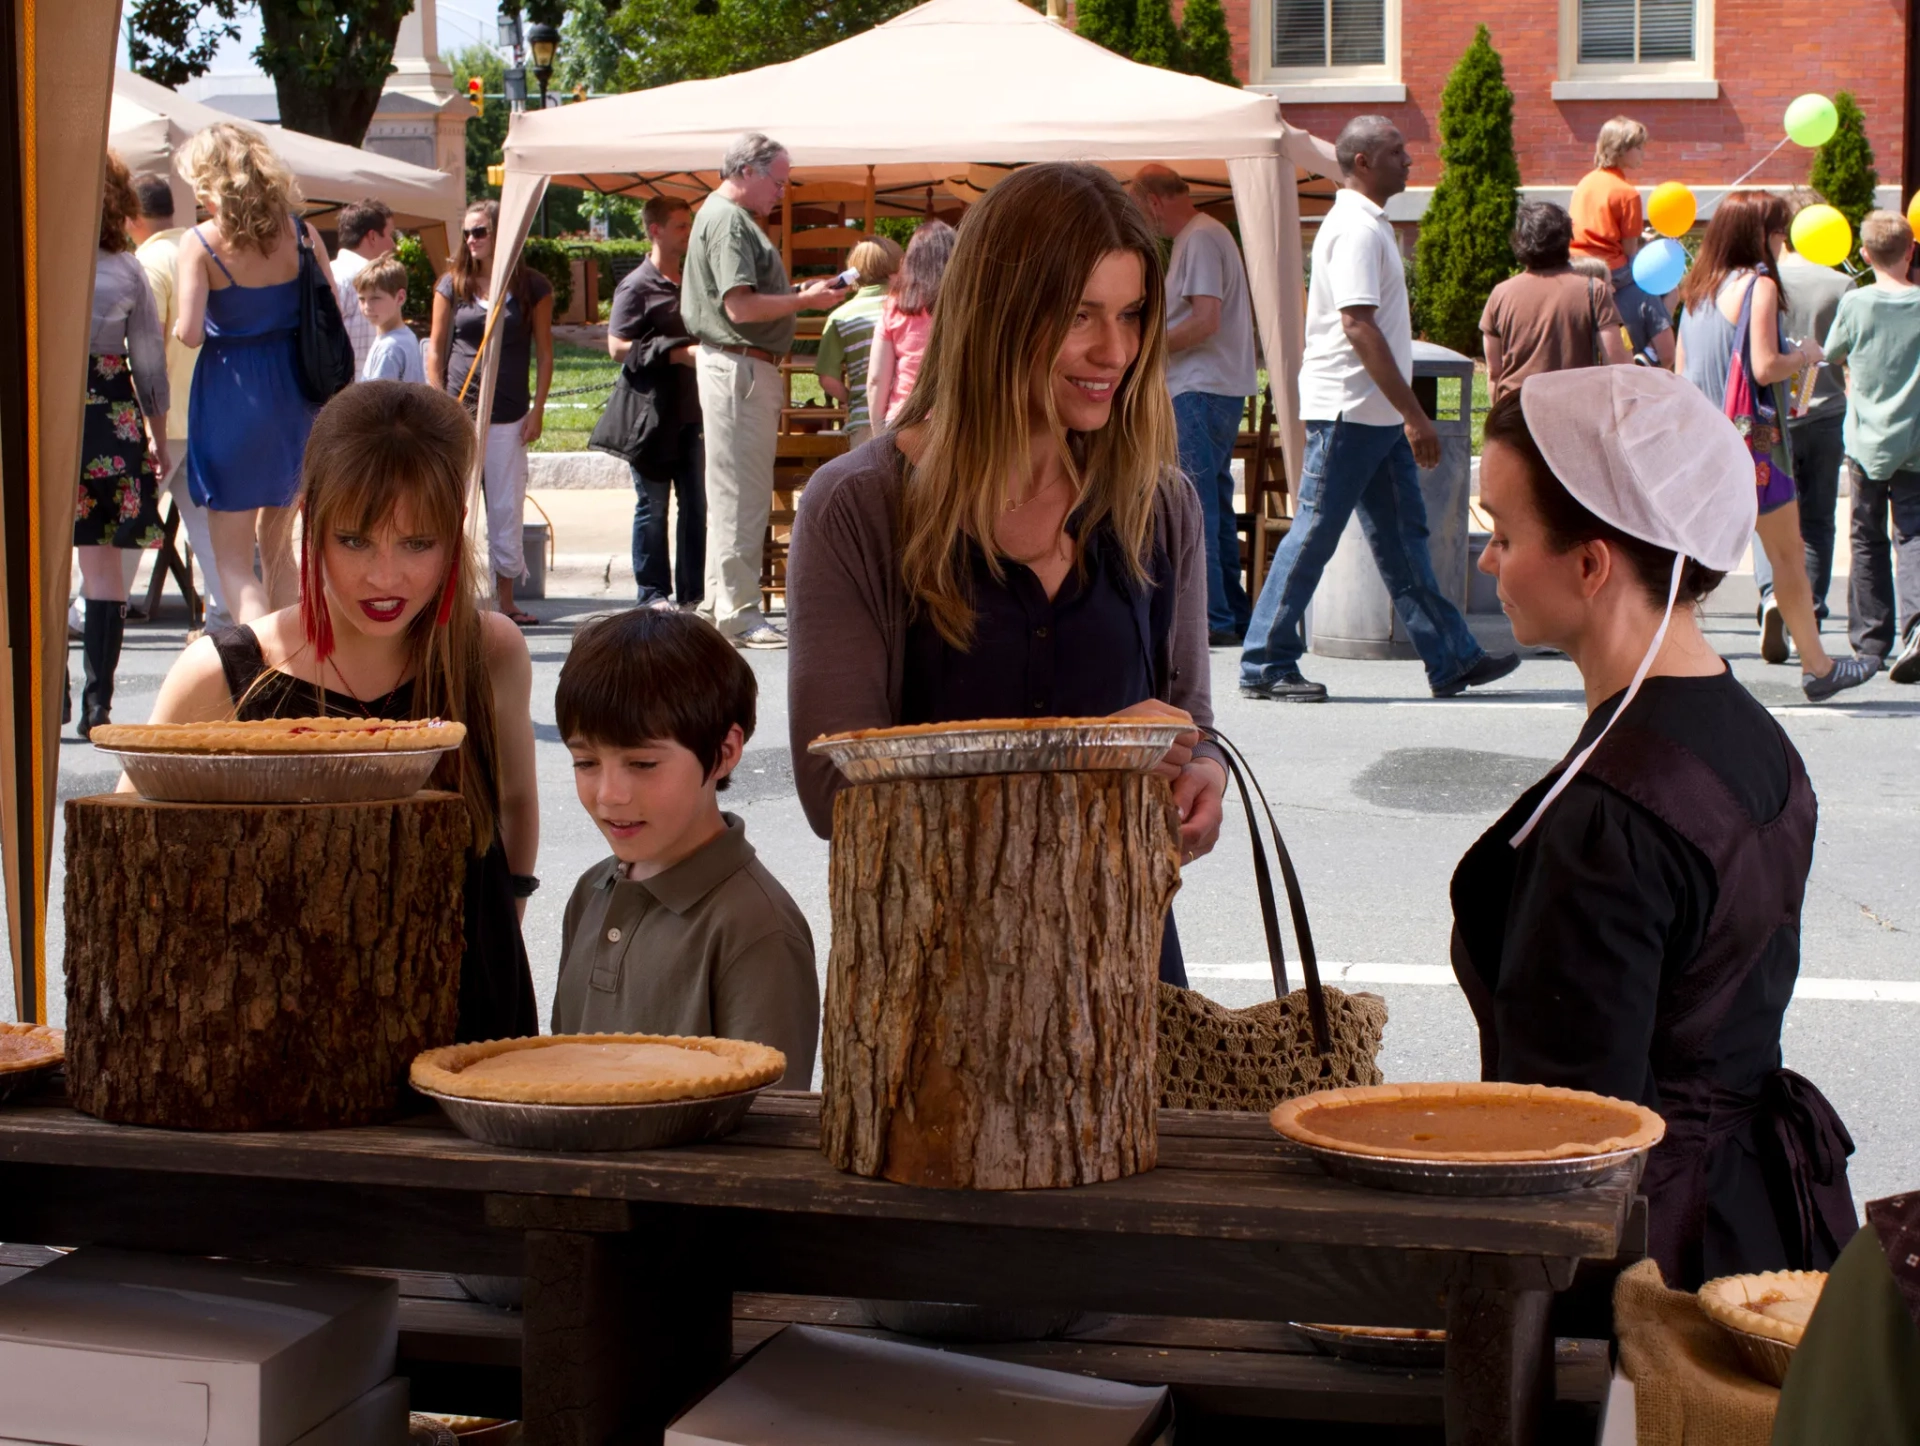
left=682, top=132, right=845, bottom=649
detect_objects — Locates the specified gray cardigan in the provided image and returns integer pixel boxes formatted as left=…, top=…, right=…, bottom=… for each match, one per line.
left=786, top=433, right=1222, bottom=838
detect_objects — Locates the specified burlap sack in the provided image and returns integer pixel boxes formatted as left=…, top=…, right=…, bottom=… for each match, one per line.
left=1615, top=1258, right=1778, bottom=1446
left=1155, top=982, right=1387, bottom=1112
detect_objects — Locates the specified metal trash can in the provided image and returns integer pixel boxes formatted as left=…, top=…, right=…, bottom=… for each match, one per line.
left=520, top=522, right=550, bottom=600
left=1307, top=341, right=1476, bottom=660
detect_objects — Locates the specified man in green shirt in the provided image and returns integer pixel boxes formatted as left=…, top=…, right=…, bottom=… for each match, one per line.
left=1822, top=209, right=1920, bottom=681
left=683, top=132, right=845, bottom=649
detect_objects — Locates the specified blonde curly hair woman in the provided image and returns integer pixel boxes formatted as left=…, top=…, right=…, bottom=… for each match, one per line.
left=174, top=122, right=327, bottom=623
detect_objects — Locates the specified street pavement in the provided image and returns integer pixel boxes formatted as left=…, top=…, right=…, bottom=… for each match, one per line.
left=10, top=502, right=1918, bottom=1209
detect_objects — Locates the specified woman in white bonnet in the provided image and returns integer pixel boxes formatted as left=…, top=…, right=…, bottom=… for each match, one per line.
left=1451, top=367, right=1857, bottom=1290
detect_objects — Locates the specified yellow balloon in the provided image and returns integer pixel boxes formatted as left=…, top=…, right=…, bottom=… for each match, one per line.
left=1647, top=182, right=1696, bottom=238
left=1791, top=204, right=1851, bottom=267
left=1907, top=191, right=1920, bottom=237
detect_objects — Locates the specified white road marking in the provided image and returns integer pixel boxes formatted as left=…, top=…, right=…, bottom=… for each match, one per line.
left=1185, top=962, right=1920, bottom=1003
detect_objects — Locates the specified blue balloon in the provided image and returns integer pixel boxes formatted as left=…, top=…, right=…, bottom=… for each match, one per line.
left=1632, top=237, right=1688, bottom=297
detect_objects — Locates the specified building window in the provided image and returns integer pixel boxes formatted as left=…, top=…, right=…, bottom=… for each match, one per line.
left=1576, top=0, right=1694, bottom=65
left=1271, top=0, right=1386, bottom=70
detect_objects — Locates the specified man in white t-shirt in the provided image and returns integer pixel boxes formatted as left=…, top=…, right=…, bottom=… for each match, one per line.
left=1132, top=165, right=1259, bottom=646
left=329, top=199, right=395, bottom=377
left=1239, top=117, right=1518, bottom=703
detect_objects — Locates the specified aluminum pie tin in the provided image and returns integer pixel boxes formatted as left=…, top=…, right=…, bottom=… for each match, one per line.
left=1292, top=1140, right=1651, bottom=1197
left=97, top=747, right=452, bottom=805
left=1709, top=1322, right=1797, bottom=1387
left=1290, top=1322, right=1446, bottom=1368
left=422, top=1084, right=768, bottom=1152
left=808, top=720, right=1188, bottom=784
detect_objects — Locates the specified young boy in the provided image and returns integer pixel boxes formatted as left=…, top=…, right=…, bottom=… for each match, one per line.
left=1821, top=211, right=1920, bottom=681
left=352, top=253, right=426, bottom=384
left=552, top=608, right=818, bottom=1086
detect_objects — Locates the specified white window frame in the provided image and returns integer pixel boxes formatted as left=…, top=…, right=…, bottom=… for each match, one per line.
left=1246, top=0, right=1406, bottom=103
left=1552, top=0, right=1717, bottom=100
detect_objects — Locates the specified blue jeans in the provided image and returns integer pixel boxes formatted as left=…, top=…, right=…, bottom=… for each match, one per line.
left=631, top=424, right=706, bottom=605
left=1240, top=418, right=1484, bottom=691
left=1174, top=390, right=1251, bottom=634
left=1754, top=407, right=1842, bottom=622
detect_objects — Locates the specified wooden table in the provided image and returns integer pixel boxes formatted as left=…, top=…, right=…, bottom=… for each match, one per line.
left=0, top=1091, right=1640, bottom=1446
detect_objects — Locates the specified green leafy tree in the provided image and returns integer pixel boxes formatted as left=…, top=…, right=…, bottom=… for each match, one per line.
left=1129, top=0, right=1183, bottom=68
left=557, top=1, right=624, bottom=95
left=449, top=44, right=507, bottom=204
left=1073, top=0, right=1136, bottom=56
left=1178, top=0, right=1236, bottom=85
left=608, top=0, right=921, bottom=92
left=1810, top=91, right=1879, bottom=242
left=1411, top=26, right=1520, bottom=353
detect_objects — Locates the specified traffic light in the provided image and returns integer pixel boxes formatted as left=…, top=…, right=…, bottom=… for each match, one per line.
left=467, top=76, right=483, bottom=114
left=487, top=164, right=506, bottom=189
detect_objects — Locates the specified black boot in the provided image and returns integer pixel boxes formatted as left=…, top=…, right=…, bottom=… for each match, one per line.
left=78, top=599, right=124, bottom=741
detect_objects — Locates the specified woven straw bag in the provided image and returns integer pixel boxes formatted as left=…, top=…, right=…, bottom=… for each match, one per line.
left=1156, top=730, right=1388, bottom=1112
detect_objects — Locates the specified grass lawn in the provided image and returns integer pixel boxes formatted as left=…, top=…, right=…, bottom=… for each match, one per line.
left=535, top=342, right=827, bottom=454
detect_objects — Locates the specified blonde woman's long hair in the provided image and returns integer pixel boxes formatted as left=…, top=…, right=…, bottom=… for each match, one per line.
left=292, top=383, right=502, bottom=852
left=895, top=162, right=1177, bottom=649
left=181, top=121, right=302, bottom=254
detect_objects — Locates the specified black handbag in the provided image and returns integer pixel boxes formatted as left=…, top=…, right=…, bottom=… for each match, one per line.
left=292, top=218, right=355, bottom=404
left=587, top=364, right=666, bottom=468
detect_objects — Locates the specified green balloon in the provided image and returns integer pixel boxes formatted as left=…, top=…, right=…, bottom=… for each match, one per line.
left=1786, top=93, right=1839, bottom=148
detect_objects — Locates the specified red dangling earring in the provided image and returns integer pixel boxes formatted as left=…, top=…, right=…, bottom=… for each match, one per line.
left=299, top=499, right=335, bottom=663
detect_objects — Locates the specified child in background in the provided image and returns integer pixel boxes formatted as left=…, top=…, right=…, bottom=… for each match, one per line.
left=353, top=254, right=425, bottom=384
left=815, top=236, right=902, bottom=449
left=551, top=608, right=818, bottom=1086
left=868, top=219, right=958, bottom=429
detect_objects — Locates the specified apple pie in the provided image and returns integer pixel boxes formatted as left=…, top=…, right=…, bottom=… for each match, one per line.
left=410, top=1033, right=786, bottom=1105
left=90, top=717, right=466, bottom=755
left=1698, top=1271, right=1827, bottom=1347
left=1270, top=1081, right=1665, bottom=1162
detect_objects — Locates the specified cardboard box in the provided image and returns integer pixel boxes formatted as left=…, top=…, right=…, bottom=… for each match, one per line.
left=665, top=1325, right=1171, bottom=1446
left=0, top=1375, right=411, bottom=1446
left=0, top=1248, right=397, bottom=1446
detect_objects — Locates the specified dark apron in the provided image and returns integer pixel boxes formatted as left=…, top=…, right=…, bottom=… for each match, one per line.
left=1868, top=1193, right=1920, bottom=1332
left=1454, top=722, right=1856, bottom=1286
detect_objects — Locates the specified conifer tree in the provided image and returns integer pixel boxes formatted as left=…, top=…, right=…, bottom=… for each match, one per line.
left=1130, top=0, right=1184, bottom=69
left=1075, top=0, right=1137, bottom=56
left=1411, top=26, right=1521, bottom=353
left=1178, top=0, right=1237, bottom=86
left=1810, top=91, right=1879, bottom=242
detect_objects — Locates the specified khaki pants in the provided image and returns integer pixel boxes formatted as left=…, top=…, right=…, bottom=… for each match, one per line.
left=695, top=348, right=781, bottom=636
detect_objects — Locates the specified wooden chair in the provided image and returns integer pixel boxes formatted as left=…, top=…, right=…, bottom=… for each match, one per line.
left=142, top=496, right=202, bottom=628
left=761, top=433, right=849, bottom=616
left=1236, top=388, right=1291, bottom=602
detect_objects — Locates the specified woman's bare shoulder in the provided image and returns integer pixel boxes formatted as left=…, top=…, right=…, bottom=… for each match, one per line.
left=149, top=634, right=236, bottom=723
left=478, top=609, right=531, bottom=668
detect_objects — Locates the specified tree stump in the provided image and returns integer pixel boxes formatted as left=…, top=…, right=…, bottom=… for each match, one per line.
left=820, top=771, right=1181, bottom=1190
left=63, top=792, right=470, bottom=1131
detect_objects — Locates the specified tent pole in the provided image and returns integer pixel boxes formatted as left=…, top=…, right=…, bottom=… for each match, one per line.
left=863, top=165, right=876, bottom=238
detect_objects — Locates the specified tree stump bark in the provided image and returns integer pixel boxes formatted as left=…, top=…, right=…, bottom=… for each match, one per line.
left=63, top=792, right=470, bottom=1130
left=820, top=771, right=1180, bottom=1190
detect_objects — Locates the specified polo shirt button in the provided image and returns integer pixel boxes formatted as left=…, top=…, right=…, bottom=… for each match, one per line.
left=606, top=927, right=622, bottom=943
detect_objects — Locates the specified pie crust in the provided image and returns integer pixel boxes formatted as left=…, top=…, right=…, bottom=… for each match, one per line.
left=816, top=716, right=1168, bottom=743
left=410, top=1033, right=785, bottom=1105
left=89, top=717, right=467, bottom=755
left=1698, top=1271, right=1827, bottom=1346
left=0, top=1022, right=64, bottom=1077
left=1270, top=1081, right=1666, bottom=1162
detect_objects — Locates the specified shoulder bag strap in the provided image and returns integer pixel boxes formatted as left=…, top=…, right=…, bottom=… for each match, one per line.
left=1202, top=726, right=1331, bottom=1055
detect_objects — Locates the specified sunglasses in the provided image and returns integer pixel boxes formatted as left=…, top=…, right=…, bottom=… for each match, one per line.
left=463, top=226, right=490, bottom=238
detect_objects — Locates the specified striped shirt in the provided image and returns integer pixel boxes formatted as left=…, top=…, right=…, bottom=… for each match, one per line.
left=815, top=284, right=889, bottom=432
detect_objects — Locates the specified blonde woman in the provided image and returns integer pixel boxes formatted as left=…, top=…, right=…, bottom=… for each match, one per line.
left=144, top=382, right=540, bottom=1042
left=786, top=163, right=1226, bottom=986
left=1570, top=116, right=1649, bottom=277
left=174, top=122, right=325, bottom=623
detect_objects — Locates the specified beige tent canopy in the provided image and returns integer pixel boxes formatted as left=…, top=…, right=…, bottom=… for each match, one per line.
left=481, top=0, right=1336, bottom=480
left=110, top=69, right=466, bottom=259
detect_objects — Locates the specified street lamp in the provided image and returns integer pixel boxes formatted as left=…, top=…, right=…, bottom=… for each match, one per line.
left=524, top=22, right=561, bottom=235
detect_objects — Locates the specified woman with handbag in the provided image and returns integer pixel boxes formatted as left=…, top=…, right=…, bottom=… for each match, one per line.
left=1457, top=368, right=1858, bottom=1290
left=175, top=122, right=327, bottom=624
left=1675, top=190, right=1874, bottom=702
left=785, top=163, right=1226, bottom=985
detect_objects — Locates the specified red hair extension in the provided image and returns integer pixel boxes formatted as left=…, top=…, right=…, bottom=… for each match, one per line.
left=299, top=499, right=335, bottom=663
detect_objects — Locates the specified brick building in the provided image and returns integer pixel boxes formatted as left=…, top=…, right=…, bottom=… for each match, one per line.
left=1198, top=0, right=1914, bottom=219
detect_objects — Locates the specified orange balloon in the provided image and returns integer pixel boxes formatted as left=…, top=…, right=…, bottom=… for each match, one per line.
left=1647, top=182, right=1697, bottom=238
left=1907, top=191, right=1920, bottom=237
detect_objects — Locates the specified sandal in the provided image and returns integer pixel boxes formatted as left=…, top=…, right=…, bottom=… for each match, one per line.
left=502, top=607, right=540, bottom=627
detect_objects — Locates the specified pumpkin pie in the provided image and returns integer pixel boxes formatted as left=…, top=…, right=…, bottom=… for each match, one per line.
left=1270, top=1081, right=1665, bottom=1162
left=1698, top=1271, right=1827, bottom=1346
left=410, top=1033, right=785, bottom=1106
left=0, top=1023, right=63, bottom=1079
left=89, top=717, right=466, bottom=755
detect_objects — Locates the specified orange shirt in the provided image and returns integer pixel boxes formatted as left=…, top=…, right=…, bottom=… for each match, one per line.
left=1569, top=167, right=1644, bottom=272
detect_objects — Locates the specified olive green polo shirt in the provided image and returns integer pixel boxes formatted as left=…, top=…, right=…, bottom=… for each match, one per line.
left=550, top=814, right=818, bottom=1088
left=681, top=192, right=795, bottom=355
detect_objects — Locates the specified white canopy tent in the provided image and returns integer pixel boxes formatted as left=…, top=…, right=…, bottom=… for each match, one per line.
left=109, top=69, right=466, bottom=260
left=482, top=0, right=1337, bottom=481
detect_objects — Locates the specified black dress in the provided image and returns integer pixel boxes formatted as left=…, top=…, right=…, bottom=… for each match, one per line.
left=1450, top=669, right=1856, bottom=1288
left=901, top=514, right=1189, bottom=985
left=211, top=626, right=539, bottom=1043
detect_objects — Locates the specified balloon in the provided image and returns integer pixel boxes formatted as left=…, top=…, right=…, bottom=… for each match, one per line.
left=1647, top=182, right=1696, bottom=238
left=1907, top=191, right=1920, bottom=237
left=1632, top=237, right=1688, bottom=297
left=1785, top=94, right=1839, bottom=148
left=1791, top=204, right=1852, bottom=267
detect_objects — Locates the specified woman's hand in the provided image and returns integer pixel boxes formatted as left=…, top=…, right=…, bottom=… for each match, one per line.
left=1111, top=698, right=1198, bottom=782
left=150, top=434, right=172, bottom=480
left=520, top=406, right=544, bottom=445
left=1173, top=759, right=1226, bottom=862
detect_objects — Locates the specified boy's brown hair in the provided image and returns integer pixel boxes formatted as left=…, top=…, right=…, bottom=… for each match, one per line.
left=556, top=609, right=757, bottom=790
left=352, top=252, right=409, bottom=300
left=1860, top=210, right=1914, bottom=269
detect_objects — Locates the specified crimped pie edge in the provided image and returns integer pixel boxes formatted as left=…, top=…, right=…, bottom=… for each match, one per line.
left=90, top=717, right=467, bottom=755
left=1698, top=1270, right=1828, bottom=1347
left=0, top=1022, right=64, bottom=1077
left=1269, top=1080, right=1666, bottom=1163
left=410, top=1033, right=785, bottom=1105
left=813, top=716, right=1180, bottom=745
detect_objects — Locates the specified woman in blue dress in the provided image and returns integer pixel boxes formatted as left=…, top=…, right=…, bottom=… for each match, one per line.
left=175, top=122, right=323, bottom=624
